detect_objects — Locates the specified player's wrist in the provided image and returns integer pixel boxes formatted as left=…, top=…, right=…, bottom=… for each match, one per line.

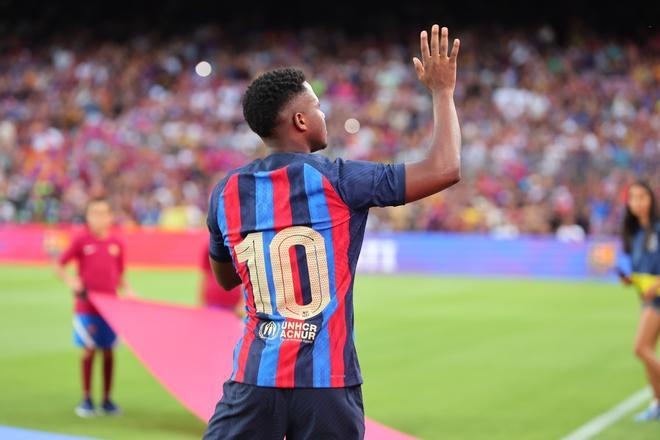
left=431, top=87, right=454, bottom=99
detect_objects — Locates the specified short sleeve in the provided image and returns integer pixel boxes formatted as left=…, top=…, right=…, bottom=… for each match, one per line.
left=335, top=158, right=406, bottom=210
left=616, top=251, right=633, bottom=276
left=207, top=185, right=232, bottom=263
left=58, top=236, right=80, bottom=265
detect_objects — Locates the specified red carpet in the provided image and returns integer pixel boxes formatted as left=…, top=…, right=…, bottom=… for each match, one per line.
left=90, top=293, right=416, bottom=439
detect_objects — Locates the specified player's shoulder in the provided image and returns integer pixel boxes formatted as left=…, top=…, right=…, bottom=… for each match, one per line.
left=107, top=235, right=124, bottom=247
left=70, top=229, right=93, bottom=245
left=281, top=153, right=348, bottom=192
left=300, top=154, right=375, bottom=175
left=300, top=154, right=388, bottom=186
left=281, top=153, right=391, bottom=195
left=210, top=154, right=359, bottom=196
left=212, top=154, right=338, bottom=186
left=283, top=152, right=344, bottom=179
left=67, top=230, right=100, bottom=252
left=299, top=152, right=338, bottom=172
left=210, top=158, right=267, bottom=195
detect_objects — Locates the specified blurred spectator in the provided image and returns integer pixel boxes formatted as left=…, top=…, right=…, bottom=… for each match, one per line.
left=0, top=26, right=658, bottom=236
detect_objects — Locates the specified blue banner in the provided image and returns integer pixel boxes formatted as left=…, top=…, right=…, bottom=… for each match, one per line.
left=357, top=233, right=619, bottom=280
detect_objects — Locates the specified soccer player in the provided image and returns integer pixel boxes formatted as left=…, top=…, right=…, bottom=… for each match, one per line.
left=56, top=196, right=134, bottom=417
left=199, top=244, right=243, bottom=315
left=619, top=181, right=660, bottom=421
left=204, top=25, right=460, bottom=439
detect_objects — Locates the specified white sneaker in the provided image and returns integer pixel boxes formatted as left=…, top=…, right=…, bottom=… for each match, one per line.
left=633, top=400, right=660, bottom=422
left=74, top=398, right=97, bottom=418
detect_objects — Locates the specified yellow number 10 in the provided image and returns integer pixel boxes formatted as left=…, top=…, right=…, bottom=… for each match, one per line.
left=235, top=226, right=331, bottom=319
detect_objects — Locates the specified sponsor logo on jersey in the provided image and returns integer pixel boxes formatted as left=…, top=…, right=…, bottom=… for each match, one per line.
left=108, top=243, right=120, bottom=256
left=280, top=321, right=318, bottom=343
left=258, top=321, right=280, bottom=340
left=258, top=320, right=318, bottom=343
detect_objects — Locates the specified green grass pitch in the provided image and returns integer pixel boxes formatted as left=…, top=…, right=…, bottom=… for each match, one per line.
left=1, top=264, right=659, bottom=439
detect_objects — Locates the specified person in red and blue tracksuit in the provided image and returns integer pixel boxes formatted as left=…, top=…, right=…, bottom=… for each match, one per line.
left=56, top=196, right=135, bottom=418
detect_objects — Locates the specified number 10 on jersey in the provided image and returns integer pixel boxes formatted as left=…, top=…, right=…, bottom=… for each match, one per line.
left=235, top=226, right=331, bottom=320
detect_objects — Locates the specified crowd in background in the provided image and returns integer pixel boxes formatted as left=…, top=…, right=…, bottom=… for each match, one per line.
left=1, top=26, right=658, bottom=239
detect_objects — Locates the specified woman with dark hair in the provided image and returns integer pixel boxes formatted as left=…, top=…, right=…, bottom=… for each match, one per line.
left=619, top=181, right=660, bottom=421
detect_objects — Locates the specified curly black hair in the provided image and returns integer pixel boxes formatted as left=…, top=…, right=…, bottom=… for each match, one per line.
left=242, top=68, right=307, bottom=138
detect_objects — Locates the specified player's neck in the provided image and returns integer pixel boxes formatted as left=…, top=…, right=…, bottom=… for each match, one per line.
left=90, top=228, right=110, bottom=239
left=265, top=137, right=312, bottom=154
left=638, top=214, right=650, bottom=228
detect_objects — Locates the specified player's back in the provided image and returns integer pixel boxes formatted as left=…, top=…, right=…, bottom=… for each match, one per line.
left=208, top=151, right=405, bottom=388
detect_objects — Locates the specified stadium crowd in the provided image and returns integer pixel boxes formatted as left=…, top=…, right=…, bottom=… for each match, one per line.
left=0, top=26, right=658, bottom=239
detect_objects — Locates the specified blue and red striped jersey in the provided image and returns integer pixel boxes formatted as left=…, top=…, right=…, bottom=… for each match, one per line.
left=207, top=152, right=405, bottom=388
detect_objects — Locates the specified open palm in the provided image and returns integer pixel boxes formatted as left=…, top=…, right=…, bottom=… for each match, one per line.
left=413, top=25, right=460, bottom=93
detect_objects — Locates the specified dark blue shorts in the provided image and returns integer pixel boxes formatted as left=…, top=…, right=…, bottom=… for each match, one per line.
left=73, top=314, right=117, bottom=349
left=203, top=380, right=365, bottom=440
left=642, top=296, right=660, bottom=312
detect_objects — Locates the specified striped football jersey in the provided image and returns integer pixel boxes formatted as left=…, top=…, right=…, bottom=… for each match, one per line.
left=208, top=152, right=405, bottom=388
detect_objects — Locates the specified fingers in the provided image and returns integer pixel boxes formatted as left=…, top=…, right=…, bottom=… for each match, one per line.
left=420, top=30, right=430, bottom=62
left=440, top=26, right=448, bottom=57
left=430, top=24, right=439, bottom=56
left=422, top=25, right=456, bottom=59
left=450, top=38, right=460, bottom=61
left=412, top=57, right=424, bottom=79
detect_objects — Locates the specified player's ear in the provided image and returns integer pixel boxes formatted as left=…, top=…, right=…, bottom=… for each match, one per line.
left=292, top=112, right=307, bottom=132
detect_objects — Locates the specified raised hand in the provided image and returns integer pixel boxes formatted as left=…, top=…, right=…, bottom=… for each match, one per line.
left=404, top=24, right=462, bottom=203
left=413, top=25, right=460, bottom=94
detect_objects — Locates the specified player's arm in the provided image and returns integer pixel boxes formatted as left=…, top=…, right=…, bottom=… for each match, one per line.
left=55, top=262, right=82, bottom=292
left=116, top=242, right=137, bottom=297
left=210, top=258, right=242, bottom=291
left=118, top=278, right=137, bottom=298
left=55, top=239, right=83, bottom=292
left=207, top=184, right=242, bottom=291
left=404, top=25, right=461, bottom=203
left=616, top=268, right=632, bottom=285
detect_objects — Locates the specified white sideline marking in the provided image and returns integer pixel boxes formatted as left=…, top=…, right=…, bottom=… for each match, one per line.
left=560, top=387, right=652, bottom=440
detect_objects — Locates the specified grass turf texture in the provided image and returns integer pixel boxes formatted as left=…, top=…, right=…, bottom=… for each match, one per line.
left=1, top=265, right=658, bottom=439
